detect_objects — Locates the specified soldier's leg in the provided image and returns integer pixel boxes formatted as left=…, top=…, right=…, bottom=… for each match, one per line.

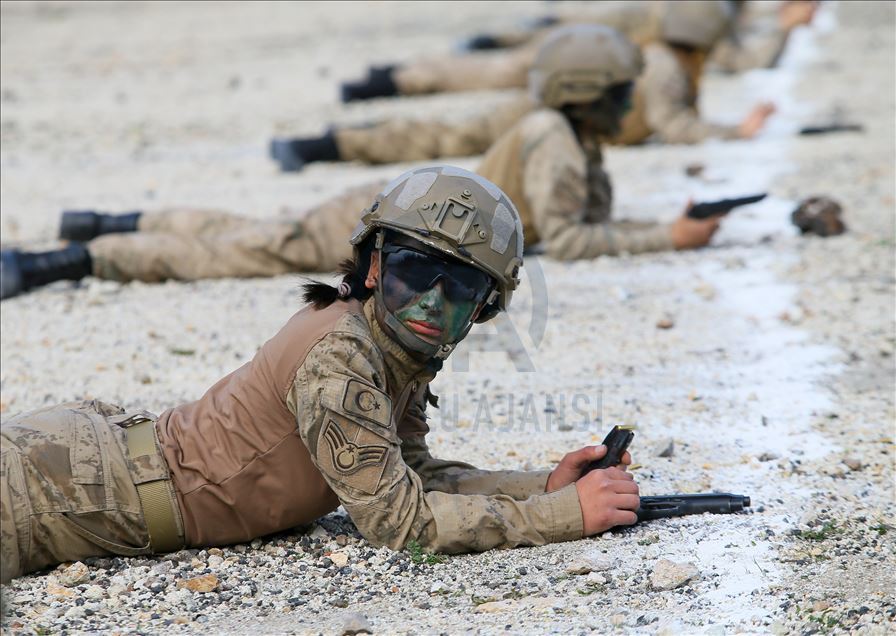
left=59, top=207, right=246, bottom=242
left=136, top=207, right=259, bottom=236
left=1, top=400, right=182, bottom=583
left=333, top=120, right=457, bottom=164
left=392, top=43, right=538, bottom=95
left=88, top=222, right=310, bottom=282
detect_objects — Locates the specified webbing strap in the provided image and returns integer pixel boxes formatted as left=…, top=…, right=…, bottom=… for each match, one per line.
left=125, top=420, right=182, bottom=554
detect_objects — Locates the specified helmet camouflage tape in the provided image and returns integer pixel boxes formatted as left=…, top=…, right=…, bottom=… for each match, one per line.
left=529, top=24, right=643, bottom=109
left=350, top=165, right=524, bottom=314
left=661, top=0, right=734, bottom=50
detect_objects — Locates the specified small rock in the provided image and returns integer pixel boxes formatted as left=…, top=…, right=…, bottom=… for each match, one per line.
left=46, top=581, right=75, bottom=598
left=83, top=585, right=105, bottom=600
left=63, top=606, right=86, bottom=619
left=685, top=163, right=705, bottom=177
left=430, top=581, right=447, bottom=594
left=176, top=574, right=219, bottom=593
left=340, top=611, right=373, bottom=635
left=476, top=600, right=512, bottom=613
left=611, top=614, right=626, bottom=627
left=58, top=561, right=90, bottom=586
left=586, top=571, right=608, bottom=585
left=654, top=438, right=674, bottom=458
left=329, top=551, right=349, bottom=568
left=335, top=534, right=349, bottom=546
left=310, top=526, right=329, bottom=540
left=107, top=584, right=128, bottom=597
left=656, top=317, right=675, bottom=330
left=565, top=553, right=614, bottom=575
left=843, top=458, right=862, bottom=471
left=208, top=548, right=223, bottom=557
left=649, top=559, right=698, bottom=590
left=813, top=601, right=832, bottom=612
left=207, top=555, right=224, bottom=568
left=758, top=452, right=780, bottom=462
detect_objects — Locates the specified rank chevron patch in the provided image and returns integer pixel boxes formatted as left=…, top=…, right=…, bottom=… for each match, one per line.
left=323, top=420, right=388, bottom=475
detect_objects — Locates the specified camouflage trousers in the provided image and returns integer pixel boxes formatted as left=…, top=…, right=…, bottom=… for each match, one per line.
left=88, top=181, right=385, bottom=283
left=392, top=42, right=538, bottom=96
left=333, top=96, right=534, bottom=165
left=0, top=400, right=183, bottom=583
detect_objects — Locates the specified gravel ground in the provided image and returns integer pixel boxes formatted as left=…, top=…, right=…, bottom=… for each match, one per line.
left=1, top=1, right=894, bottom=634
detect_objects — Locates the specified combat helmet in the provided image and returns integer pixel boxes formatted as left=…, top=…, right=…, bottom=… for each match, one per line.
left=661, top=0, right=734, bottom=50
left=528, top=24, right=643, bottom=109
left=351, top=165, right=524, bottom=358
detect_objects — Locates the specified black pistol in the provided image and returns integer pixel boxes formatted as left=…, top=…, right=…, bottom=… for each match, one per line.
left=581, top=425, right=635, bottom=476
left=636, top=493, right=752, bottom=521
left=687, top=193, right=767, bottom=220
left=798, top=123, right=864, bottom=136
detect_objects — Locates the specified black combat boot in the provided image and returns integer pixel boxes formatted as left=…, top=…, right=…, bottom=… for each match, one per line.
left=340, top=65, right=399, bottom=102
left=0, top=244, right=93, bottom=300
left=461, top=34, right=503, bottom=51
left=269, top=130, right=340, bottom=172
left=59, top=210, right=142, bottom=242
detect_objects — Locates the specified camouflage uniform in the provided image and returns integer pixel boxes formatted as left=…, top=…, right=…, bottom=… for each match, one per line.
left=612, top=41, right=739, bottom=146
left=708, top=2, right=793, bottom=73
left=478, top=109, right=674, bottom=258
left=88, top=182, right=384, bottom=283
left=1, top=298, right=582, bottom=582
left=392, top=2, right=661, bottom=96
left=1, top=401, right=181, bottom=583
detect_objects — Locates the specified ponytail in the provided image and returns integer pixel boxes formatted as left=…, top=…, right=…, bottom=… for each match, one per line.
left=301, top=237, right=377, bottom=309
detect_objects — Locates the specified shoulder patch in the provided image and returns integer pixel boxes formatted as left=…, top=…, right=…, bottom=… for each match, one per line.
left=343, top=379, right=391, bottom=427
left=321, top=373, right=394, bottom=440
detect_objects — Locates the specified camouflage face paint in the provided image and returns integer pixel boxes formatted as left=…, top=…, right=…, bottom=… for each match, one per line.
left=385, top=272, right=480, bottom=345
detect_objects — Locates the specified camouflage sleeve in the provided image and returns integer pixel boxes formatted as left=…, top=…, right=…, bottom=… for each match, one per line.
left=399, top=393, right=551, bottom=500
left=522, top=111, right=674, bottom=259
left=288, top=331, right=583, bottom=553
left=334, top=95, right=533, bottom=164
left=641, top=46, right=740, bottom=143
left=708, top=26, right=790, bottom=73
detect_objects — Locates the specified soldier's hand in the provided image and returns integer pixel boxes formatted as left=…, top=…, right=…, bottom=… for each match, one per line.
left=738, top=102, right=777, bottom=138
left=670, top=212, right=721, bottom=250
left=779, top=1, right=817, bottom=30
left=545, top=445, right=633, bottom=492
left=575, top=467, right=640, bottom=535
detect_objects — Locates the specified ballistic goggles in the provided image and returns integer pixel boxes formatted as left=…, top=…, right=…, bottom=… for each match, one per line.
left=380, top=244, right=495, bottom=306
left=606, top=81, right=634, bottom=112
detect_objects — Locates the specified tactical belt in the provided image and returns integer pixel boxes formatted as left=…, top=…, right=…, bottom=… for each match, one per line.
left=124, top=419, right=183, bottom=554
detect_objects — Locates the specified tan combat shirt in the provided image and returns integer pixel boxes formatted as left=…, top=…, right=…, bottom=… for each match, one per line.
left=477, top=108, right=674, bottom=259
left=156, top=299, right=583, bottom=552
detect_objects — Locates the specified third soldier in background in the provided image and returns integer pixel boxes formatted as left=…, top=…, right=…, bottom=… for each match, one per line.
left=272, top=0, right=778, bottom=170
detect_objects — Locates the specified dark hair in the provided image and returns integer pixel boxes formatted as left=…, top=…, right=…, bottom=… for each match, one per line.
left=667, top=41, right=698, bottom=55
left=301, top=235, right=377, bottom=309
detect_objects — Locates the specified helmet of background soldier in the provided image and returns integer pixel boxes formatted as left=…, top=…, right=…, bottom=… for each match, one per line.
left=528, top=24, right=644, bottom=109
left=350, top=165, right=524, bottom=358
left=660, top=0, right=735, bottom=51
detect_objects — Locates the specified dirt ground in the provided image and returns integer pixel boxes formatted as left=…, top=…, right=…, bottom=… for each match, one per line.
left=1, top=1, right=894, bottom=634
